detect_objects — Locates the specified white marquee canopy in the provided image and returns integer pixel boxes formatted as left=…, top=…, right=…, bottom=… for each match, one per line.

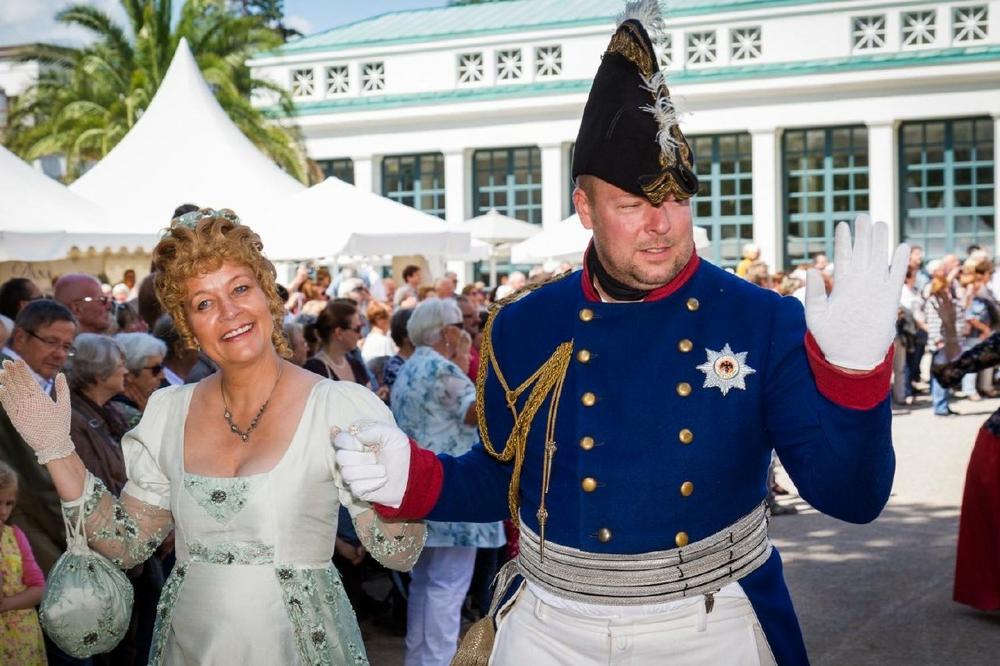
left=260, top=177, right=471, bottom=260
left=70, top=38, right=305, bottom=232
left=0, top=146, right=156, bottom=262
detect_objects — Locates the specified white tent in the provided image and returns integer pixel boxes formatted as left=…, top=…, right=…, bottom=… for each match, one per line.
left=511, top=214, right=710, bottom=264
left=457, top=208, right=540, bottom=285
left=70, top=38, right=304, bottom=232
left=462, top=209, right=541, bottom=245
left=259, top=177, right=471, bottom=260
left=510, top=214, right=592, bottom=264
left=0, top=145, right=156, bottom=262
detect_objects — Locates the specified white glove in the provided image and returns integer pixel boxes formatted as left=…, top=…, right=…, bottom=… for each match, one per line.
left=805, top=215, right=909, bottom=371
left=331, top=421, right=411, bottom=508
left=0, top=360, right=75, bottom=463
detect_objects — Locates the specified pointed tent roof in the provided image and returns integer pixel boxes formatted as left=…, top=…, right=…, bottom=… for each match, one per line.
left=70, top=38, right=304, bottom=232
left=0, top=145, right=156, bottom=261
left=260, top=178, right=470, bottom=260
left=461, top=209, right=540, bottom=246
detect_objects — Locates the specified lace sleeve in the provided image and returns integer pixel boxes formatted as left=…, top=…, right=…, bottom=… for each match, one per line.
left=352, top=508, right=426, bottom=572
left=61, top=472, right=173, bottom=570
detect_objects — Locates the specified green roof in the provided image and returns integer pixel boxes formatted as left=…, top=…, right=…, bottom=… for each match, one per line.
left=280, top=43, right=1000, bottom=117
left=262, top=0, right=847, bottom=57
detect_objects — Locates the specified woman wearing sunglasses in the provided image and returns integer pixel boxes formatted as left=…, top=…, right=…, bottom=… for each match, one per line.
left=304, top=299, right=369, bottom=385
left=113, top=332, right=168, bottom=429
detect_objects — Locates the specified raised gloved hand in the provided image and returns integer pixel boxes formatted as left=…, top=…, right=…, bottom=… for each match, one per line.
left=331, top=420, right=411, bottom=508
left=805, top=215, right=909, bottom=371
left=0, top=360, right=74, bottom=463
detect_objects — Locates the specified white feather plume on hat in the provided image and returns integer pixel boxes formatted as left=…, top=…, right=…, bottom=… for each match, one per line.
left=618, top=0, right=667, bottom=46
left=639, top=71, right=680, bottom=166
left=618, top=1, right=683, bottom=168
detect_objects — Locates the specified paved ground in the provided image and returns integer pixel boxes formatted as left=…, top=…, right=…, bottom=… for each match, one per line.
left=362, top=389, right=1000, bottom=665
left=771, top=391, right=1000, bottom=665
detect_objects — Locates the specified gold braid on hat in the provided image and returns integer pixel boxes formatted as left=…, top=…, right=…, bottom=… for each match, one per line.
left=607, top=22, right=656, bottom=78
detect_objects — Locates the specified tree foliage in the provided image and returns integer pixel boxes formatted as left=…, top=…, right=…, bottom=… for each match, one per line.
left=4, top=0, right=307, bottom=183
left=229, top=0, right=301, bottom=41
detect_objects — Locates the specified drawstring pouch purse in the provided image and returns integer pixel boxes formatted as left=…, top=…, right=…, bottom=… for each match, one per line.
left=39, top=500, right=134, bottom=657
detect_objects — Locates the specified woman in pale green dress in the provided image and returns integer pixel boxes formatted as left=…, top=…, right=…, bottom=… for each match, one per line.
left=0, top=208, right=425, bottom=665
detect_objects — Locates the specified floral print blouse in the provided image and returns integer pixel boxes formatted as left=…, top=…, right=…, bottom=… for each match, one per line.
left=390, top=346, right=506, bottom=549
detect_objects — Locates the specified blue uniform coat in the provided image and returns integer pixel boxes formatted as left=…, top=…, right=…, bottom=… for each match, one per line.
left=428, top=259, right=895, bottom=665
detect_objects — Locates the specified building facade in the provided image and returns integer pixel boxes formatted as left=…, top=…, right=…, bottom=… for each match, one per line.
left=249, top=0, right=1000, bottom=270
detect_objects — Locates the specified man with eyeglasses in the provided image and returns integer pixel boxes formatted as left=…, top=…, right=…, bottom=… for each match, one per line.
left=0, top=299, right=78, bottom=576
left=54, top=272, right=113, bottom=334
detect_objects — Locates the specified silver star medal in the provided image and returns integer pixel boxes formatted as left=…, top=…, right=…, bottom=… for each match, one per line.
left=696, top=344, right=756, bottom=396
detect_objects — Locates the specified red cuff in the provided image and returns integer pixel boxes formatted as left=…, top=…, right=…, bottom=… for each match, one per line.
left=804, top=332, right=893, bottom=410
left=374, top=439, right=443, bottom=519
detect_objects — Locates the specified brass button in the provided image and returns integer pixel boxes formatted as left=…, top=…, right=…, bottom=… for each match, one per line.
left=676, top=382, right=692, bottom=397
left=579, top=436, right=595, bottom=451
left=577, top=349, right=592, bottom=363
left=678, top=339, right=693, bottom=353
left=680, top=481, right=694, bottom=497
left=679, top=428, right=694, bottom=444
left=675, top=531, right=689, bottom=548
left=581, top=477, right=597, bottom=493
left=581, top=392, right=597, bottom=407
left=686, top=298, right=700, bottom=312
left=597, top=528, right=613, bottom=543
left=579, top=308, right=594, bottom=322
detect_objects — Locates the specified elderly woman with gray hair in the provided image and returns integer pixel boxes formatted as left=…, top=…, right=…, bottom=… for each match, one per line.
left=390, top=298, right=506, bottom=666
left=65, top=334, right=131, bottom=497
left=112, top=332, right=168, bottom=429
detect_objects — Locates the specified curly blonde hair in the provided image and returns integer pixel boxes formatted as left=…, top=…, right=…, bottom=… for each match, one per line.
left=151, top=210, right=290, bottom=358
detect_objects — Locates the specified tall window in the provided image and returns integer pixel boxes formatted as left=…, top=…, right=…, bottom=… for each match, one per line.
left=901, top=118, right=994, bottom=256
left=690, top=134, right=753, bottom=268
left=473, top=147, right=542, bottom=224
left=382, top=153, right=446, bottom=219
left=783, top=127, right=869, bottom=265
left=316, top=158, right=354, bottom=184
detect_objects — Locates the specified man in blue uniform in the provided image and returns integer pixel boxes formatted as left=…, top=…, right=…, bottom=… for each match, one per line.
left=333, top=2, right=908, bottom=664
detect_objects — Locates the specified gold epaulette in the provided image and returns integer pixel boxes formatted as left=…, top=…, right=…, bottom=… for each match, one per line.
left=475, top=271, right=575, bottom=558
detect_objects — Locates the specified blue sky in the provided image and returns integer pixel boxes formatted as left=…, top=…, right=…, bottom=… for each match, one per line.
left=0, top=1, right=451, bottom=48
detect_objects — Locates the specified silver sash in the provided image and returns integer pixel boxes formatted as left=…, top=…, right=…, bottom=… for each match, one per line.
left=507, top=502, right=772, bottom=606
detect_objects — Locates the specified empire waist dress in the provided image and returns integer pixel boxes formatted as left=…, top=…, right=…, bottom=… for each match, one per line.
left=58, top=379, right=426, bottom=665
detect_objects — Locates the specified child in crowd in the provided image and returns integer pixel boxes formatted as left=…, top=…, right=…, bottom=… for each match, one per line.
left=0, top=460, right=46, bottom=665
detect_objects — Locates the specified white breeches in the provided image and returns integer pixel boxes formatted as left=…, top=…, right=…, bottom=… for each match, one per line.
left=488, top=584, right=776, bottom=666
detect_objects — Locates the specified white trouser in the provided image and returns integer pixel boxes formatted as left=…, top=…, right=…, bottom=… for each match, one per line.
left=405, top=546, right=477, bottom=666
left=489, top=584, right=776, bottom=666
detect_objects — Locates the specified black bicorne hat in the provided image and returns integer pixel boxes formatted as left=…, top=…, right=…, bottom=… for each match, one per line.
left=572, top=0, right=699, bottom=203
